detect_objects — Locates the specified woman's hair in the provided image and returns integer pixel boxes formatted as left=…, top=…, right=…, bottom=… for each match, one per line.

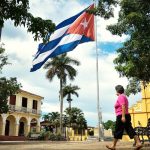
left=115, top=85, right=124, bottom=94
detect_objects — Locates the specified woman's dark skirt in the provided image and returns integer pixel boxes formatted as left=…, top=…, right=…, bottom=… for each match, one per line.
left=114, top=114, right=136, bottom=139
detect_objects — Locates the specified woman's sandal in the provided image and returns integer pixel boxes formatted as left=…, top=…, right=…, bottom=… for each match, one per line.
left=106, top=145, right=116, bottom=150
left=135, top=145, right=143, bottom=150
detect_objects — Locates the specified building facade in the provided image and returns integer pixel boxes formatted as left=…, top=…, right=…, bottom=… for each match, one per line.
left=129, top=83, right=150, bottom=128
left=122, top=83, right=150, bottom=141
left=0, top=89, right=43, bottom=137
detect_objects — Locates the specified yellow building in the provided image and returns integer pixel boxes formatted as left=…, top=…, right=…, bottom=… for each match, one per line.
left=122, top=83, right=150, bottom=141
left=0, top=89, right=43, bottom=137
left=67, top=128, right=88, bottom=141
left=129, top=84, right=150, bottom=128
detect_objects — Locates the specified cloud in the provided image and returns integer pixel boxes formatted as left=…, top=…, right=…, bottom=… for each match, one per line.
left=2, top=21, right=27, bottom=40
left=41, top=102, right=60, bottom=113
left=96, top=6, right=128, bottom=43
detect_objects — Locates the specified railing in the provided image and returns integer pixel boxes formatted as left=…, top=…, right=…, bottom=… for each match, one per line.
left=9, top=105, right=41, bottom=115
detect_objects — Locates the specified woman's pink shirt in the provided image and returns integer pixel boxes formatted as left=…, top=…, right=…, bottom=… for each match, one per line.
left=114, top=94, right=129, bottom=116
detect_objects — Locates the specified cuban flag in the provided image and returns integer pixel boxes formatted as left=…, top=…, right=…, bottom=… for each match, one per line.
left=30, top=4, right=95, bottom=72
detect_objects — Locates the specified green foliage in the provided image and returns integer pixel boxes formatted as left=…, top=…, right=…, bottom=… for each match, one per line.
left=48, top=112, right=60, bottom=127
left=0, top=77, right=21, bottom=113
left=63, top=84, right=80, bottom=108
left=38, top=131, right=51, bottom=140
left=125, top=77, right=141, bottom=96
left=0, top=46, right=8, bottom=72
left=0, top=45, right=21, bottom=114
left=64, top=107, right=87, bottom=129
left=44, top=53, right=80, bottom=85
left=0, top=0, right=55, bottom=41
left=89, top=0, right=118, bottom=19
left=108, top=0, right=150, bottom=84
left=94, top=0, right=150, bottom=95
left=103, top=120, right=115, bottom=133
left=38, top=131, right=66, bottom=141
left=49, top=133, right=66, bottom=141
left=63, top=84, right=80, bottom=98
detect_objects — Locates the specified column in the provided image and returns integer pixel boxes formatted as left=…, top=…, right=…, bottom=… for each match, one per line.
left=15, top=124, right=19, bottom=136
left=15, top=116, right=19, bottom=136
left=26, top=116, right=31, bottom=134
left=1, top=114, right=7, bottom=135
left=36, top=120, right=40, bottom=132
left=1, top=122, right=6, bottom=135
left=26, top=125, right=30, bottom=136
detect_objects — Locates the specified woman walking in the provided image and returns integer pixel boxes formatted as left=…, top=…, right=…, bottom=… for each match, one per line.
left=106, top=85, right=142, bottom=150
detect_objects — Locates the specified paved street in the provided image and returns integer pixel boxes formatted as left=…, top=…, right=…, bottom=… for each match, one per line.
left=0, top=141, right=149, bottom=150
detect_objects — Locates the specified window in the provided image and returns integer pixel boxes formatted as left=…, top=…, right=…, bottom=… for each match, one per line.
left=33, top=100, right=38, bottom=110
left=9, top=95, right=16, bottom=105
left=22, top=97, right=27, bottom=107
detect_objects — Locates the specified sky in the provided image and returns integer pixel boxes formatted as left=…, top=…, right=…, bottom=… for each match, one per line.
left=1, top=0, right=141, bottom=127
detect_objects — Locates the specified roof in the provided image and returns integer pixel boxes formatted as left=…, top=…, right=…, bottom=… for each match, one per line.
left=19, top=89, right=44, bottom=99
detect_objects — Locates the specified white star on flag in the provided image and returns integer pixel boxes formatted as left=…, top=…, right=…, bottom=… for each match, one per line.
left=80, top=18, right=88, bottom=29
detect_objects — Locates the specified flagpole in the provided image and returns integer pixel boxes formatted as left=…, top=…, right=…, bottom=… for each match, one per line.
left=93, top=0, right=104, bottom=141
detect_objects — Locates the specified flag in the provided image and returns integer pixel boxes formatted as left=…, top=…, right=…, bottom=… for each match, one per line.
left=30, top=4, right=95, bottom=72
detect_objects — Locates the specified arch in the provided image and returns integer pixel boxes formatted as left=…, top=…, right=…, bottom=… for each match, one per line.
left=19, top=117, right=28, bottom=136
left=30, top=118, right=38, bottom=133
left=5, top=115, right=16, bottom=136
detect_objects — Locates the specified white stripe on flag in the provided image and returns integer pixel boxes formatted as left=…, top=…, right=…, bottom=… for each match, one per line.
left=50, top=25, right=70, bottom=41
left=32, top=34, right=82, bottom=65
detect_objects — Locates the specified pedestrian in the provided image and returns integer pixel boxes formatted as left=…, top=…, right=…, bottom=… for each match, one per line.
left=106, top=85, right=142, bottom=150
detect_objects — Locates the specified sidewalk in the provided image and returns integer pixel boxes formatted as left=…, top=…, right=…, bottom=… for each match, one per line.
left=0, top=141, right=149, bottom=150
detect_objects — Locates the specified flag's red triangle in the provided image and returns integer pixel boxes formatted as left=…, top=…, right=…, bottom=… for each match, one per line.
left=67, top=4, right=95, bottom=40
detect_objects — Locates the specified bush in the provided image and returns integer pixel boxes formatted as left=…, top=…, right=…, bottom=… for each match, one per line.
left=38, top=131, right=51, bottom=140
left=36, top=131, right=67, bottom=141
left=49, top=133, right=66, bottom=141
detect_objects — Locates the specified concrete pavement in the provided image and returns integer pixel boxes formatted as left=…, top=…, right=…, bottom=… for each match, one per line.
left=0, top=141, right=149, bottom=150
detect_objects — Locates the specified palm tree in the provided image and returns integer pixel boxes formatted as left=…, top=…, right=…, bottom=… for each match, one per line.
left=64, top=107, right=87, bottom=140
left=64, top=107, right=84, bottom=128
left=48, top=112, right=60, bottom=133
left=63, top=84, right=80, bottom=109
left=76, top=114, right=87, bottom=141
left=44, top=53, right=80, bottom=134
left=42, top=114, right=50, bottom=121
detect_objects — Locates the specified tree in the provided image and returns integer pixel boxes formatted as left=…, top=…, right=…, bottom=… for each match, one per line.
left=0, top=0, right=55, bottom=41
left=64, top=107, right=87, bottom=141
left=48, top=112, right=60, bottom=133
left=0, top=46, right=21, bottom=114
left=42, top=114, right=50, bottom=121
left=0, top=45, right=8, bottom=71
left=125, top=77, right=141, bottom=96
left=92, top=0, right=150, bottom=95
left=62, top=84, right=80, bottom=109
left=44, top=53, right=80, bottom=134
left=76, top=114, right=87, bottom=141
left=89, top=0, right=118, bottom=19
left=103, top=120, right=115, bottom=134
left=64, top=107, right=84, bottom=128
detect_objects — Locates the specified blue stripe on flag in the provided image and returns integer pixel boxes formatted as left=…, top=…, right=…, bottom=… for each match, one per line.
left=56, top=7, right=87, bottom=30
left=30, top=40, right=80, bottom=72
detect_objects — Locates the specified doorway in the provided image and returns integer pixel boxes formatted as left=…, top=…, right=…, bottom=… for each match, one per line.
left=5, top=120, right=10, bottom=136
left=18, top=122, right=24, bottom=136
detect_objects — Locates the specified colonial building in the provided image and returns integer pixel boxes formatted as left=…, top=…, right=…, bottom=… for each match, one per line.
left=0, top=89, right=43, bottom=137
